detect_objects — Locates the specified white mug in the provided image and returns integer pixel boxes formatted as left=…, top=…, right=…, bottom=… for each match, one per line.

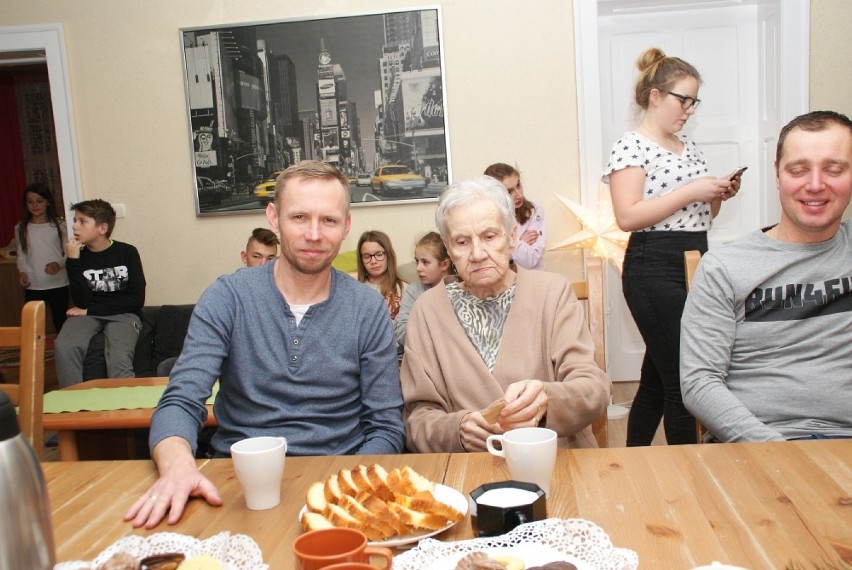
left=230, top=436, right=287, bottom=510
left=486, top=427, right=557, bottom=495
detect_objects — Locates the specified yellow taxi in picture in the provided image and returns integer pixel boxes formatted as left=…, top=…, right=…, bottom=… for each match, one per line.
left=253, top=170, right=284, bottom=206
left=370, top=165, right=429, bottom=197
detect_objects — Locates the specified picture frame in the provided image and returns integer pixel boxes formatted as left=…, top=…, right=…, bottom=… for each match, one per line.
left=180, top=7, right=451, bottom=216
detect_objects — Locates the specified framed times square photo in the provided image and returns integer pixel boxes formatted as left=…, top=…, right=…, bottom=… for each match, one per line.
left=180, top=7, right=451, bottom=215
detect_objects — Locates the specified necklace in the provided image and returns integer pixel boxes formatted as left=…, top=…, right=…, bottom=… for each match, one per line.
left=636, top=126, right=682, bottom=154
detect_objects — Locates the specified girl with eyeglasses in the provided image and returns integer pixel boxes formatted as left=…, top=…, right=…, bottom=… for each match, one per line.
left=602, top=47, right=740, bottom=446
left=357, top=230, right=407, bottom=321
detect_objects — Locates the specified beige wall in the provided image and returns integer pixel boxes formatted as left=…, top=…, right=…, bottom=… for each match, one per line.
left=1, top=1, right=847, bottom=304
left=810, top=0, right=852, bottom=219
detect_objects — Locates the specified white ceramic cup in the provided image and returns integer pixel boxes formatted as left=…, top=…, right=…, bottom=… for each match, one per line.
left=486, top=427, right=557, bottom=495
left=230, top=436, right=287, bottom=510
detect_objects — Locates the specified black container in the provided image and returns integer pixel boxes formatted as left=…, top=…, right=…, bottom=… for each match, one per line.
left=469, top=480, right=547, bottom=537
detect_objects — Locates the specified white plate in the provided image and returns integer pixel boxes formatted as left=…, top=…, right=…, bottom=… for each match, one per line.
left=53, top=531, right=267, bottom=570
left=432, top=545, right=592, bottom=570
left=392, top=518, right=638, bottom=570
left=298, top=483, right=468, bottom=548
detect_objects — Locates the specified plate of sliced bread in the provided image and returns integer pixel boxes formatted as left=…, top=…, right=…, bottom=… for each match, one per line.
left=299, top=464, right=468, bottom=547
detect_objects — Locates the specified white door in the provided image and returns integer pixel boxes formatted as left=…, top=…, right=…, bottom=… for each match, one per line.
left=575, top=1, right=808, bottom=381
left=0, top=24, right=82, bottom=214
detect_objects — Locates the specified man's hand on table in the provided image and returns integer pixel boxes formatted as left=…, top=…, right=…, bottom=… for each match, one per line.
left=123, top=437, right=222, bottom=528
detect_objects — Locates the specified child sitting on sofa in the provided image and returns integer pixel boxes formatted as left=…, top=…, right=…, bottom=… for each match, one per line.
left=55, top=199, right=146, bottom=387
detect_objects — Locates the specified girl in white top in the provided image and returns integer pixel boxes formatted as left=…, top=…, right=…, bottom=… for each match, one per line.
left=15, top=182, right=69, bottom=331
left=485, top=163, right=546, bottom=270
left=602, top=48, right=740, bottom=446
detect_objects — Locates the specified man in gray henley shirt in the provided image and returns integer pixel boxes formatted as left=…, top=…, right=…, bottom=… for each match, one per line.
left=126, top=161, right=404, bottom=528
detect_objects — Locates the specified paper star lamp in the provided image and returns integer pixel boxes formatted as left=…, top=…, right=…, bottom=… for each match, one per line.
left=548, top=185, right=630, bottom=272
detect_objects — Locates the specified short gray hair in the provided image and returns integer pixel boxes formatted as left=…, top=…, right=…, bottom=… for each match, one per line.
left=435, top=176, right=516, bottom=243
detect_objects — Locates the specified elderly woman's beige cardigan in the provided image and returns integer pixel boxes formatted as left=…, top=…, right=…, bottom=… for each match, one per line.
left=400, top=268, right=611, bottom=452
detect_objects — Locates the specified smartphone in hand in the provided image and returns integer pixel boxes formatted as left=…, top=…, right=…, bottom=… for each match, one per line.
left=726, top=166, right=748, bottom=181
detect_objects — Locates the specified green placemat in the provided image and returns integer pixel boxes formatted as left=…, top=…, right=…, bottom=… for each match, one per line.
left=43, top=383, right=218, bottom=414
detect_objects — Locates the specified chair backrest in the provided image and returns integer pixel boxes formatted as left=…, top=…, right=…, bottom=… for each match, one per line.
left=684, top=249, right=702, bottom=292
left=683, top=250, right=708, bottom=443
left=571, top=257, right=608, bottom=448
left=0, top=301, right=46, bottom=457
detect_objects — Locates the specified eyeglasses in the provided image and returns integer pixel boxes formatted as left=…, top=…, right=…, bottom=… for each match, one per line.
left=360, top=251, right=386, bottom=263
left=662, top=90, right=701, bottom=110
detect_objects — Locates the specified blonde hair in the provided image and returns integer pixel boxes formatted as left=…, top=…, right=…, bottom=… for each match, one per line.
left=415, top=231, right=454, bottom=275
left=634, top=47, right=701, bottom=110
left=274, top=160, right=350, bottom=214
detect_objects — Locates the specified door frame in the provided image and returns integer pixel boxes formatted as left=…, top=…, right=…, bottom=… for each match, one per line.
left=0, top=23, right=82, bottom=210
left=572, top=0, right=810, bottom=375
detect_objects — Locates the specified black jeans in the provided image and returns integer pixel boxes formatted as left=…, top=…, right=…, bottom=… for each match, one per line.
left=622, top=231, right=707, bottom=446
left=25, top=286, right=69, bottom=332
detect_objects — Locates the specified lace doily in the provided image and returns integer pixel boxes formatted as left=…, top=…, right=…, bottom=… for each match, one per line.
left=54, top=531, right=268, bottom=570
left=393, top=518, right=638, bottom=570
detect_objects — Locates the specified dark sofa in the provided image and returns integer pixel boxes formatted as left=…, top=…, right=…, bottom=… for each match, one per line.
left=82, top=304, right=195, bottom=380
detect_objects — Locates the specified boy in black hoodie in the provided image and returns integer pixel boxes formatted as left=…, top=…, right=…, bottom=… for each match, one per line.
left=55, top=199, right=146, bottom=387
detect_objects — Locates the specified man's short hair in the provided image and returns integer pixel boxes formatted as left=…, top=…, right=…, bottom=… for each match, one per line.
left=247, top=227, right=279, bottom=249
left=776, top=110, right=852, bottom=164
left=274, top=161, right=351, bottom=214
left=70, top=199, right=117, bottom=238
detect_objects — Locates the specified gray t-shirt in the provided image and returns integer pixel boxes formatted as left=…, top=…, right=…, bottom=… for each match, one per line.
left=680, top=220, right=852, bottom=441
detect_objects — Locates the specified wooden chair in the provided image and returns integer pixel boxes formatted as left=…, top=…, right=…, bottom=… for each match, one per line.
left=0, top=301, right=46, bottom=457
left=571, top=256, right=608, bottom=448
left=684, top=250, right=701, bottom=292
left=683, top=250, right=709, bottom=443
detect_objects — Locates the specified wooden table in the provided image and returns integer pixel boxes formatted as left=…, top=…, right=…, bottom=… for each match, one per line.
left=42, top=377, right=216, bottom=461
left=45, top=441, right=852, bottom=569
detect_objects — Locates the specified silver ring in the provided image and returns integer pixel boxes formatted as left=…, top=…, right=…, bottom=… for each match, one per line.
left=148, top=495, right=159, bottom=502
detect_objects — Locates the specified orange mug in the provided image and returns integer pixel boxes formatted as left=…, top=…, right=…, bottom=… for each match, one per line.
left=292, top=528, right=393, bottom=570
left=323, top=565, right=378, bottom=570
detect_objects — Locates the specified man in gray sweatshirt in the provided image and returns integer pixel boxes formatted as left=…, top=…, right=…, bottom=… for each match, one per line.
left=681, top=110, right=852, bottom=442
left=126, top=161, right=405, bottom=528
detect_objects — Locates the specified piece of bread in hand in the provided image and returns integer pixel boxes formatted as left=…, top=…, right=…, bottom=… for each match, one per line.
left=480, top=398, right=507, bottom=424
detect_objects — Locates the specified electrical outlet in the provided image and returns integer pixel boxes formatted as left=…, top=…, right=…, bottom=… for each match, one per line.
left=114, top=203, right=126, bottom=218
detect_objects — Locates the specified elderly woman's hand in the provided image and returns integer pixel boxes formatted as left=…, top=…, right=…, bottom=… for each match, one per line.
left=499, top=379, right=548, bottom=431
left=460, top=411, right=502, bottom=451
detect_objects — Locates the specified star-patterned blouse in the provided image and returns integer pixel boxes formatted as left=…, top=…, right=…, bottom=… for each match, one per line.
left=602, top=130, right=712, bottom=232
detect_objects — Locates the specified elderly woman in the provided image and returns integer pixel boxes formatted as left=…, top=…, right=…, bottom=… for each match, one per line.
left=401, top=176, right=611, bottom=452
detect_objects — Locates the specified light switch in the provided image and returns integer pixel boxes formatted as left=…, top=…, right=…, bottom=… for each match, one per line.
left=114, top=203, right=126, bottom=218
